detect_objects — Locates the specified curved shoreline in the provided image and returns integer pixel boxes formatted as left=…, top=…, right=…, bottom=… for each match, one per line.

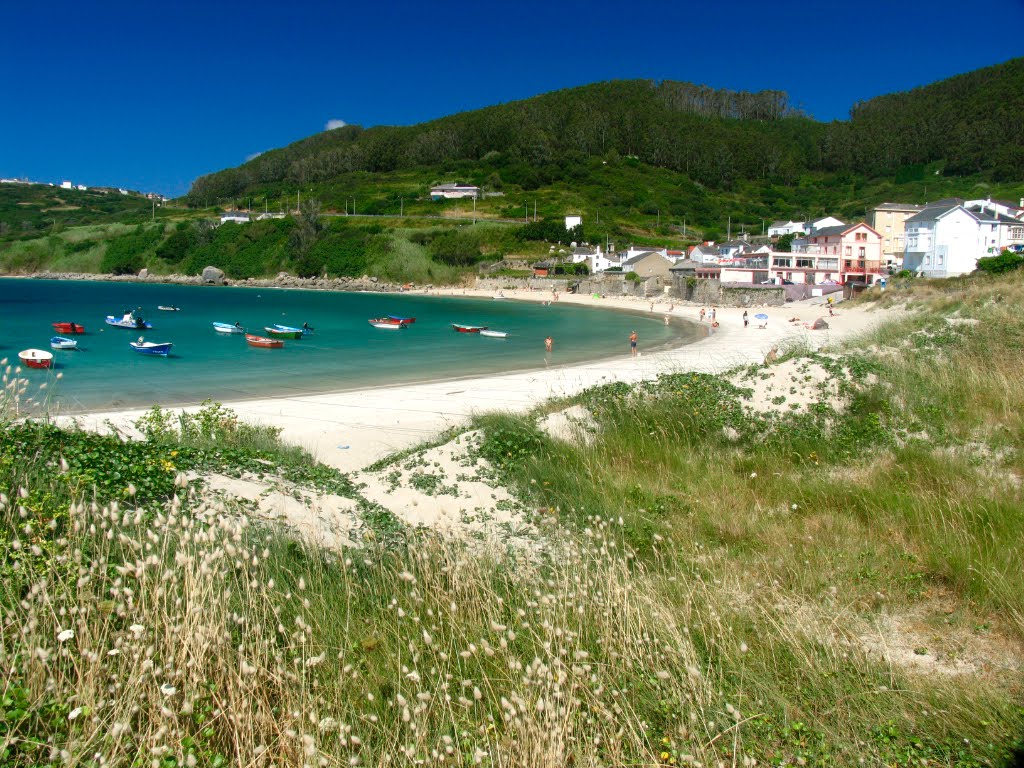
left=53, top=286, right=894, bottom=472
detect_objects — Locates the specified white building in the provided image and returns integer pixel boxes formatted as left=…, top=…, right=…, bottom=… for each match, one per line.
left=61, top=181, right=73, bottom=189
left=904, top=203, right=1024, bottom=277
left=805, top=216, right=844, bottom=234
left=219, top=211, right=251, bottom=225
left=565, top=215, right=582, bottom=230
left=430, top=183, right=480, bottom=200
left=768, top=220, right=806, bottom=237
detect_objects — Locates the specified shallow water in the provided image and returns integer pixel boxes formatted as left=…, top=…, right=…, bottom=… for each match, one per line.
left=2, top=279, right=701, bottom=411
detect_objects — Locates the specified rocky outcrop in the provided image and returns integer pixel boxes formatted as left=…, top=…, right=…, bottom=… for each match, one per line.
left=202, top=266, right=226, bottom=284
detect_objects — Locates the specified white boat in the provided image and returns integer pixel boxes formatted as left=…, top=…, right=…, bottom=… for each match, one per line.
left=369, top=319, right=406, bottom=330
left=50, top=336, right=78, bottom=350
left=479, top=329, right=508, bottom=338
left=157, top=306, right=181, bottom=312
left=212, top=322, right=245, bottom=334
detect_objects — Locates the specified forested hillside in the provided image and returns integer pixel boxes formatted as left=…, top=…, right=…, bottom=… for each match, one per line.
left=187, top=58, right=1024, bottom=207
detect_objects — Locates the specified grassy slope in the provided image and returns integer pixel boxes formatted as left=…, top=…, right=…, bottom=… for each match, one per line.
left=1, top=274, right=1024, bottom=766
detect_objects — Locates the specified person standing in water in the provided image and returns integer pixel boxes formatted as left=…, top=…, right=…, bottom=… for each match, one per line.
left=629, top=330, right=638, bottom=357
left=545, top=336, right=553, bottom=352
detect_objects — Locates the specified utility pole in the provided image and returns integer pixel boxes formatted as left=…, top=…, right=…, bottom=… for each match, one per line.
left=525, top=205, right=528, bottom=223
left=657, top=209, right=660, bottom=227
left=400, top=197, right=404, bottom=217
left=683, top=218, right=687, bottom=238
left=727, top=215, right=731, bottom=240
left=533, top=200, right=537, bottom=222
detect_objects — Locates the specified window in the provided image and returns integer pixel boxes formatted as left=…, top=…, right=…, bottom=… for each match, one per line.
left=1012, top=227, right=1024, bottom=241
left=859, top=247, right=866, bottom=258
left=845, top=246, right=852, bottom=256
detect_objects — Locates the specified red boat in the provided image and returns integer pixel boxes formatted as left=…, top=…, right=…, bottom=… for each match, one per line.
left=19, top=349, right=54, bottom=369
left=52, top=322, right=86, bottom=335
left=452, top=323, right=488, bottom=333
left=245, top=333, right=284, bottom=348
left=386, top=315, right=416, bottom=325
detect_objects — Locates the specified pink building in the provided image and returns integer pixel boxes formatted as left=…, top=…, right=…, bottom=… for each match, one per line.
left=803, top=223, right=883, bottom=283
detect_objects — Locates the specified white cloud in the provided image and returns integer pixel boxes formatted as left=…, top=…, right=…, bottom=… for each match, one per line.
left=324, top=119, right=348, bottom=131
left=245, top=150, right=265, bottom=162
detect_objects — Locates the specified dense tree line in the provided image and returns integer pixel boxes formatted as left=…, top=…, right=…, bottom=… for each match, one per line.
left=187, top=59, right=1024, bottom=208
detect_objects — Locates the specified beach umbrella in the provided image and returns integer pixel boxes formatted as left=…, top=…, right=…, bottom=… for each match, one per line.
left=754, top=313, right=769, bottom=320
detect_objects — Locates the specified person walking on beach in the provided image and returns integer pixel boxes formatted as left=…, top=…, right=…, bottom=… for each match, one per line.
left=699, top=308, right=706, bottom=322
left=545, top=336, right=553, bottom=352
left=710, top=307, right=716, bottom=323
left=743, top=310, right=749, bottom=328
left=629, top=330, right=638, bottom=357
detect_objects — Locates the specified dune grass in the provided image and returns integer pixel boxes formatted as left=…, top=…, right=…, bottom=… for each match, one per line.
left=2, top=274, right=1024, bottom=766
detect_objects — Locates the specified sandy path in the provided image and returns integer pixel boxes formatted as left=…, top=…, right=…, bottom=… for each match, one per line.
left=57, top=289, right=892, bottom=472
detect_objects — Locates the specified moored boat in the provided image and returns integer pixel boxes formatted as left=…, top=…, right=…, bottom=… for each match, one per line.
left=129, top=340, right=173, bottom=357
left=19, top=349, right=54, bottom=369
left=52, top=322, right=86, bottom=335
left=265, top=326, right=303, bottom=339
left=479, top=329, right=508, bottom=338
left=213, top=322, right=245, bottom=334
left=246, top=334, right=284, bottom=348
left=50, top=336, right=78, bottom=350
left=386, top=315, right=415, bottom=325
left=106, top=310, right=151, bottom=330
left=452, top=323, right=487, bottom=333
left=157, top=306, right=181, bottom=311
left=369, top=318, right=406, bottom=329
left=271, top=323, right=313, bottom=335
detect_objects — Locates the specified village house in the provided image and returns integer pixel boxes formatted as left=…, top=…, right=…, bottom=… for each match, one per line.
left=805, top=216, right=845, bottom=234
left=688, top=244, right=719, bottom=263
left=429, top=183, right=480, bottom=200
left=870, top=202, right=924, bottom=270
left=717, top=239, right=755, bottom=260
left=767, top=220, right=806, bottom=237
left=903, top=202, right=1024, bottom=277
left=621, top=251, right=674, bottom=279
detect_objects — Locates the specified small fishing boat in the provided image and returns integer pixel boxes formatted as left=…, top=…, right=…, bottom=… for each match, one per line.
left=129, top=339, right=173, bottom=357
left=265, top=326, right=303, bottom=339
left=106, top=310, right=151, bottom=330
left=369, top=318, right=406, bottom=329
left=50, top=336, right=78, bottom=350
left=157, top=306, right=181, bottom=312
left=213, top=322, right=245, bottom=334
left=52, top=322, right=86, bottom=335
left=19, top=349, right=54, bottom=369
left=386, top=315, right=415, bottom=325
left=246, top=334, right=284, bottom=348
left=271, top=323, right=313, bottom=335
left=452, top=323, right=488, bottom=333
left=479, top=329, right=508, bottom=338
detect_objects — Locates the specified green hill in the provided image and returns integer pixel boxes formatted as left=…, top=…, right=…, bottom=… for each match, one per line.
left=187, top=58, right=1024, bottom=225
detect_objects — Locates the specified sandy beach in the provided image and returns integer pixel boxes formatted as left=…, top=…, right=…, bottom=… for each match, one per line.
left=59, top=289, right=894, bottom=472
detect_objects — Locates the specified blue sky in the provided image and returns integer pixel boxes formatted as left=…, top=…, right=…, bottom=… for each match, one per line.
left=2, top=0, right=1021, bottom=197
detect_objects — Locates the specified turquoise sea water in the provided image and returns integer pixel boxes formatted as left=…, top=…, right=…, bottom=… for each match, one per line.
left=2, top=279, right=702, bottom=411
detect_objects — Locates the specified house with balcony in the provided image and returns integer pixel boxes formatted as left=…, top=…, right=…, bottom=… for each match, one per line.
left=903, top=202, right=1024, bottom=277
left=871, top=203, right=924, bottom=270
left=718, top=250, right=844, bottom=285
left=803, top=222, right=883, bottom=283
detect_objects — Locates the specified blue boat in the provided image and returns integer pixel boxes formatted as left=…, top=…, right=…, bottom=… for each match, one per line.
left=129, top=339, right=173, bottom=356
left=106, top=310, right=151, bottom=330
left=271, top=323, right=313, bottom=335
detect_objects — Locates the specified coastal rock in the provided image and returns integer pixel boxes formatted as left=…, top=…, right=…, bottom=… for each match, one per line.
left=202, top=266, right=226, bottom=284
left=138, top=268, right=149, bottom=278
left=812, top=318, right=829, bottom=330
